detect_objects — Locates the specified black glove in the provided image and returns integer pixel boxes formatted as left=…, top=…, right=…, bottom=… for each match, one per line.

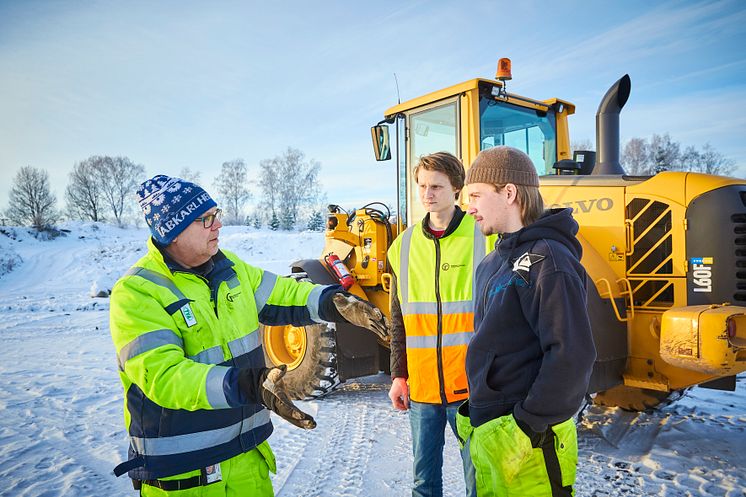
left=515, top=416, right=549, bottom=448
left=238, top=366, right=316, bottom=430
left=332, top=292, right=390, bottom=340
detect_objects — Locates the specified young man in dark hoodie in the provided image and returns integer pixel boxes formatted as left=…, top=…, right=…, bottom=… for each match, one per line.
left=456, top=146, right=596, bottom=497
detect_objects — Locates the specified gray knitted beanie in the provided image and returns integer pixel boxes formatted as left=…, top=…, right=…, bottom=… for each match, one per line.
left=465, top=146, right=539, bottom=187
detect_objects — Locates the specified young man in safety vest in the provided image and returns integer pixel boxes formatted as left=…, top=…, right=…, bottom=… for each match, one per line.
left=388, top=152, right=490, bottom=497
left=110, top=174, right=387, bottom=496
left=458, top=146, right=596, bottom=496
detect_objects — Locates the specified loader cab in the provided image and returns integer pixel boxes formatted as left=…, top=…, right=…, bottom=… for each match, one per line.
left=372, top=78, right=574, bottom=228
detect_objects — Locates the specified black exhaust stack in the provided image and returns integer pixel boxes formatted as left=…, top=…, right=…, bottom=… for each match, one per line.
left=593, top=74, right=631, bottom=175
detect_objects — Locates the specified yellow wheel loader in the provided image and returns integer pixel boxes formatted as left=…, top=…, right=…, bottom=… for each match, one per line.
left=264, top=60, right=746, bottom=410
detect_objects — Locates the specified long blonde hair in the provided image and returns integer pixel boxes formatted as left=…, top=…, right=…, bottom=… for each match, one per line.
left=494, top=183, right=544, bottom=226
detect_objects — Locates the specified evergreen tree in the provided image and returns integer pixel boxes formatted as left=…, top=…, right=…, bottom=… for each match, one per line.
left=307, top=210, right=324, bottom=231
left=268, top=212, right=280, bottom=231
left=252, top=213, right=262, bottom=229
left=280, top=208, right=295, bottom=230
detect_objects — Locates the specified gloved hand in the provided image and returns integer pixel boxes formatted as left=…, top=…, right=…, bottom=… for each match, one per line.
left=238, top=365, right=316, bottom=430
left=332, top=292, right=390, bottom=340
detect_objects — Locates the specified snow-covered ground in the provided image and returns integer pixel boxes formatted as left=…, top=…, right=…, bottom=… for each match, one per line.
left=0, top=223, right=744, bottom=497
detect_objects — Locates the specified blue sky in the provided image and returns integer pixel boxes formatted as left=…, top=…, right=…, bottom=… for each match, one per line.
left=1, top=0, right=745, bottom=214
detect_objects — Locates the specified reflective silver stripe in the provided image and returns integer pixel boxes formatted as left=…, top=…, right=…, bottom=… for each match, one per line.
left=125, top=266, right=186, bottom=300
left=228, top=331, right=261, bottom=358
left=227, top=275, right=240, bottom=289
left=473, top=223, right=487, bottom=305
left=443, top=331, right=474, bottom=347
left=403, top=300, right=473, bottom=315
left=307, top=284, right=328, bottom=323
left=117, top=329, right=183, bottom=370
left=130, top=409, right=271, bottom=456
left=406, top=331, right=473, bottom=349
left=205, top=366, right=231, bottom=409
left=399, top=228, right=415, bottom=306
left=188, top=346, right=224, bottom=364
left=254, top=271, right=278, bottom=314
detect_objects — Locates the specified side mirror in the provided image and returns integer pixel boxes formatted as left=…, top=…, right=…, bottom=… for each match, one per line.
left=371, top=125, right=391, bottom=161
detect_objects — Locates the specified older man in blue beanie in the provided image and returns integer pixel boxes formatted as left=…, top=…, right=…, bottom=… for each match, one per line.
left=110, top=174, right=388, bottom=496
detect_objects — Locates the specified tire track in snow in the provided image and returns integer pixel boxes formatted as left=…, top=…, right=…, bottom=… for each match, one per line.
left=272, top=378, right=468, bottom=497
left=275, top=384, right=376, bottom=497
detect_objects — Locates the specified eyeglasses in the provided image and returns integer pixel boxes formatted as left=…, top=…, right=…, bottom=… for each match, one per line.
left=194, top=208, right=223, bottom=229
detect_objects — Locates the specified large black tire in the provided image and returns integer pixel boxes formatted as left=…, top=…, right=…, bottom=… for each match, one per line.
left=593, top=384, right=688, bottom=412
left=262, top=321, right=342, bottom=400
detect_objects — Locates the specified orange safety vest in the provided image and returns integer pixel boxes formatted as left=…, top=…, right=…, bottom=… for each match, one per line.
left=388, top=214, right=490, bottom=404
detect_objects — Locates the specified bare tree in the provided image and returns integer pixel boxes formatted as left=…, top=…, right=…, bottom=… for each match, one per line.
left=6, top=166, right=58, bottom=229
left=95, top=156, right=146, bottom=226
left=682, top=143, right=736, bottom=176
left=258, top=157, right=282, bottom=217
left=621, top=135, right=736, bottom=177
left=179, top=167, right=202, bottom=184
left=65, top=157, right=105, bottom=221
left=258, top=147, right=322, bottom=228
left=570, top=139, right=594, bottom=154
left=213, top=159, right=251, bottom=225
left=622, top=137, right=651, bottom=175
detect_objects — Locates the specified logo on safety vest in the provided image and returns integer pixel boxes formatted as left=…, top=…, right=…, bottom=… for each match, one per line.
left=441, top=263, right=466, bottom=271
left=512, top=252, right=545, bottom=283
left=181, top=303, right=197, bottom=327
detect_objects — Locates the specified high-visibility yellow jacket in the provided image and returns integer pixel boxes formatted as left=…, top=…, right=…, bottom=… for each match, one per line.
left=110, top=238, right=331, bottom=481
left=388, top=208, right=491, bottom=404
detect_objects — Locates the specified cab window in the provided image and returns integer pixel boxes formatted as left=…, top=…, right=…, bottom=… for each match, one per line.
left=406, top=101, right=459, bottom=225
left=479, top=99, right=556, bottom=175
left=410, top=102, right=458, bottom=159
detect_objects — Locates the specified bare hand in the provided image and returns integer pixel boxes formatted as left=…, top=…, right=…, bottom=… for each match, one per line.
left=389, top=377, right=410, bottom=411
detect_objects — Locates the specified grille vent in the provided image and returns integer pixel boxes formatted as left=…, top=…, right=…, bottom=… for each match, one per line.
left=733, top=212, right=746, bottom=302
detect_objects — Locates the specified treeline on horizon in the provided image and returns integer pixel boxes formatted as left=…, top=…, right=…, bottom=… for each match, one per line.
left=2, top=147, right=327, bottom=233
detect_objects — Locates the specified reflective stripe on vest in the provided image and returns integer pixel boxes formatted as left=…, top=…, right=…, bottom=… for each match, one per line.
left=125, top=266, right=187, bottom=300
left=130, top=409, right=271, bottom=456
left=117, top=328, right=183, bottom=371
left=254, top=271, right=278, bottom=314
left=391, top=216, right=487, bottom=404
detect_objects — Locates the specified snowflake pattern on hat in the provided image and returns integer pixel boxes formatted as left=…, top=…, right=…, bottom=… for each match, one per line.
left=136, top=174, right=217, bottom=246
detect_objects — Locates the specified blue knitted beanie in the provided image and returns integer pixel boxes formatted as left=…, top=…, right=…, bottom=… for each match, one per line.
left=136, top=175, right=217, bottom=245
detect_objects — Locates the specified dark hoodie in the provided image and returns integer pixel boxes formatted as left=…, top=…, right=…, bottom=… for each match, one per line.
left=466, top=208, right=596, bottom=432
